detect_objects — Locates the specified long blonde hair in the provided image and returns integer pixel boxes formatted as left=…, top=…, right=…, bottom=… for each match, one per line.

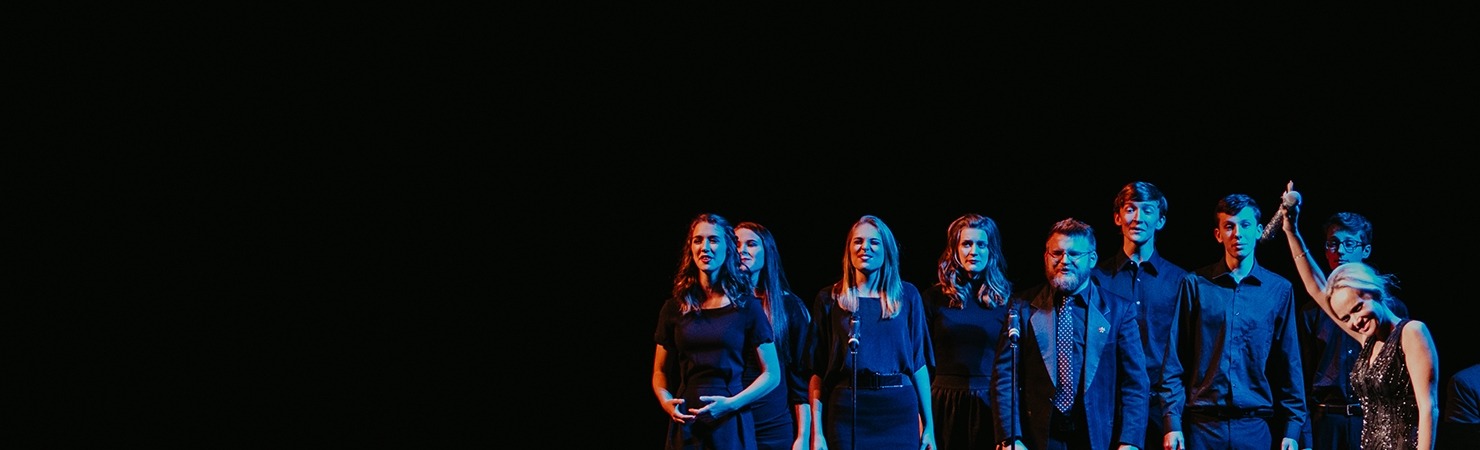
left=831, top=215, right=905, bottom=319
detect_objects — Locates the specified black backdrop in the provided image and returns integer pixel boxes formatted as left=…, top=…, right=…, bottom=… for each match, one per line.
left=160, top=12, right=1480, bottom=446
left=216, top=96, right=1476, bottom=446
left=220, top=157, right=1472, bottom=446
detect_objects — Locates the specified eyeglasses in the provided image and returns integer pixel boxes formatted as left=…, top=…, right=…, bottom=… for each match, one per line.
left=1046, top=249, right=1092, bottom=264
left=1325, top=239, right=1367, bottom=252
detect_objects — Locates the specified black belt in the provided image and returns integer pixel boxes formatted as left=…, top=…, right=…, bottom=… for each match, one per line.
left=1186, top=406, right=1274, bottom=418
left=1314, top=403, right=1363, bottom=416
left=838, top=371, right=911, bottom=389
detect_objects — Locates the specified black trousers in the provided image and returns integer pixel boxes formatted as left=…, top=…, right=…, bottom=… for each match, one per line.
left=1183, top=414, right=1270, bottom=450
left=1045, top=407, right=1090, bottom=450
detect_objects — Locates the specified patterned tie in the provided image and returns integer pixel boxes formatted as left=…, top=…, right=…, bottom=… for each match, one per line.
left=1054, top=295, right=1075, bottom=412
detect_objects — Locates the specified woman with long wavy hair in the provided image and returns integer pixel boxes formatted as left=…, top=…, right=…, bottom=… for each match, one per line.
left=653, top=213, right=781, bottom=450
left=922, top=214, right=1012, bottom=450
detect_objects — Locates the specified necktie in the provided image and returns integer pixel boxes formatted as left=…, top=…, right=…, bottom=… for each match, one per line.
left=1054, top=295, right=1075, bottom=412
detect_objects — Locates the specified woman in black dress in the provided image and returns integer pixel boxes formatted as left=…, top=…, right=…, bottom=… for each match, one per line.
left=922, top=214, right=1013, bottom=450
left=1318, top=262, right=1439, bottom=450
left=807, top=215, right=936, bottom=450
left=654, top=213, right=782, bottom=450
left=735, top=221, right=814, bottom=450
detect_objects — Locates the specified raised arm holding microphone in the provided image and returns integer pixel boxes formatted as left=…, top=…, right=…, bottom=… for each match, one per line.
left=1274, top=181, right=1411, bottom=450
left=1275, top=182, right=1437, bottom=449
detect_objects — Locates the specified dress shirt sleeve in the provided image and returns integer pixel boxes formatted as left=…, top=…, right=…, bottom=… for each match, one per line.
left=1156, top=276, right=1194, bottom=433
left=1273, top=285, right=1307, bottom=442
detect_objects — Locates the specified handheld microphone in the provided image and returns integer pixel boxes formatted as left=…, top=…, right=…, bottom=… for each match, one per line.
left=1260, top=180, right=1303, bottom=242
left=1007, top=307, right=1021, bottom=344
left=848, top=313, right=860, bottom=352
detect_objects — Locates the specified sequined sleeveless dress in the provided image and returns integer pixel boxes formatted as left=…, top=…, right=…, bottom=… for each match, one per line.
left=1350, top=319, right=1418, bottom=450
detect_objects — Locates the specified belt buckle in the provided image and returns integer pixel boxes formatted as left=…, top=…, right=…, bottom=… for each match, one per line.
left=1346, top=404, right=1362, bottom=415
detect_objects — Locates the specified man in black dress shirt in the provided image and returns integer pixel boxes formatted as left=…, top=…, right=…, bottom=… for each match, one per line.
left=1093, top=181, right=1190, bottom=449
left=1157, top=193, right=1306, bottom=450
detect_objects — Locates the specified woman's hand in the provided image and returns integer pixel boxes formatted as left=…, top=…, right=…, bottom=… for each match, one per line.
left=694, top=395, right=735, bottom=420
left=665, top=398, right=694, bottom=423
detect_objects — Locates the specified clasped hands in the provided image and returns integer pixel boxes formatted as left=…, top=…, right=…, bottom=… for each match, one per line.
left=664, top=395, right=735, bottom=424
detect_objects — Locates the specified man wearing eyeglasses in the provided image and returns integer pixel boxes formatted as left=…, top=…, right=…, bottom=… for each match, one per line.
left=1276, top=183, right=1408, bottom=450
left=1157, top=194, right=1306, bottom=450
left=994, top=218, right=1148, bottom=450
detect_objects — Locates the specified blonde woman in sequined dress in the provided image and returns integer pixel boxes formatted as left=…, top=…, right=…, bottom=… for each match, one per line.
left=1317, top=262, right=1439, bottom=450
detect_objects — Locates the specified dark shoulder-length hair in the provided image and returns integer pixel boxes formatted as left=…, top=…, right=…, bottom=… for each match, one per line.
left=935, top=214, right=1012, bottom=309
left=672, top=213, right=751, bottom=315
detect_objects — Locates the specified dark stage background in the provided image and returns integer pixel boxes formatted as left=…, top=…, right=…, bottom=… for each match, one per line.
left=180, top=138, right=1472, bottom=446
left=132, top=12, right=1478, bottom=446
left=182, top=158, right=1471, bottom=446
left=206, top=89, right=1476, bottom=447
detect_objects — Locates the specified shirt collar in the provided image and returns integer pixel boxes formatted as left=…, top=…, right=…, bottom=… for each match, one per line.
left=1112, top=251, right=1161, bottom=276
left=1208, top=260, right=1270, bottom=286
left=1058, top=285, right=1092, bottom=308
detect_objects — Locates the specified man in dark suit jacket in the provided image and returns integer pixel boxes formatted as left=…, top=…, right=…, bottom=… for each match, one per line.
left=994, top=218, right=1149, bottom=450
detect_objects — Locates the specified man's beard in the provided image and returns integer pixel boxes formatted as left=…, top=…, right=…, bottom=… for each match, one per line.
left=1050, top=271, right=1082, bottom=292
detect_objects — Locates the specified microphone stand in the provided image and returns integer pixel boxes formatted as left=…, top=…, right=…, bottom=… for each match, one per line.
left=848, top=312, right=859, bottom=450
left=1008, top=306, right=1020, bottom=450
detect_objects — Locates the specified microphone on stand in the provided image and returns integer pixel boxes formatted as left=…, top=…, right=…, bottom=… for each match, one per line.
left=1007, top=308, right=1021, bottom=344
left=1007, top=301, right=1022, bottom=447
left=848, top=313, right=860, bottom=353
left=847, top=311, right=860, bottom=450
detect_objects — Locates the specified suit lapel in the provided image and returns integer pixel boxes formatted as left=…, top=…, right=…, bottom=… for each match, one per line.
left=1030, top=288, right=1058, bottom=386
left=1083, top=288, right=1110, bottom=393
